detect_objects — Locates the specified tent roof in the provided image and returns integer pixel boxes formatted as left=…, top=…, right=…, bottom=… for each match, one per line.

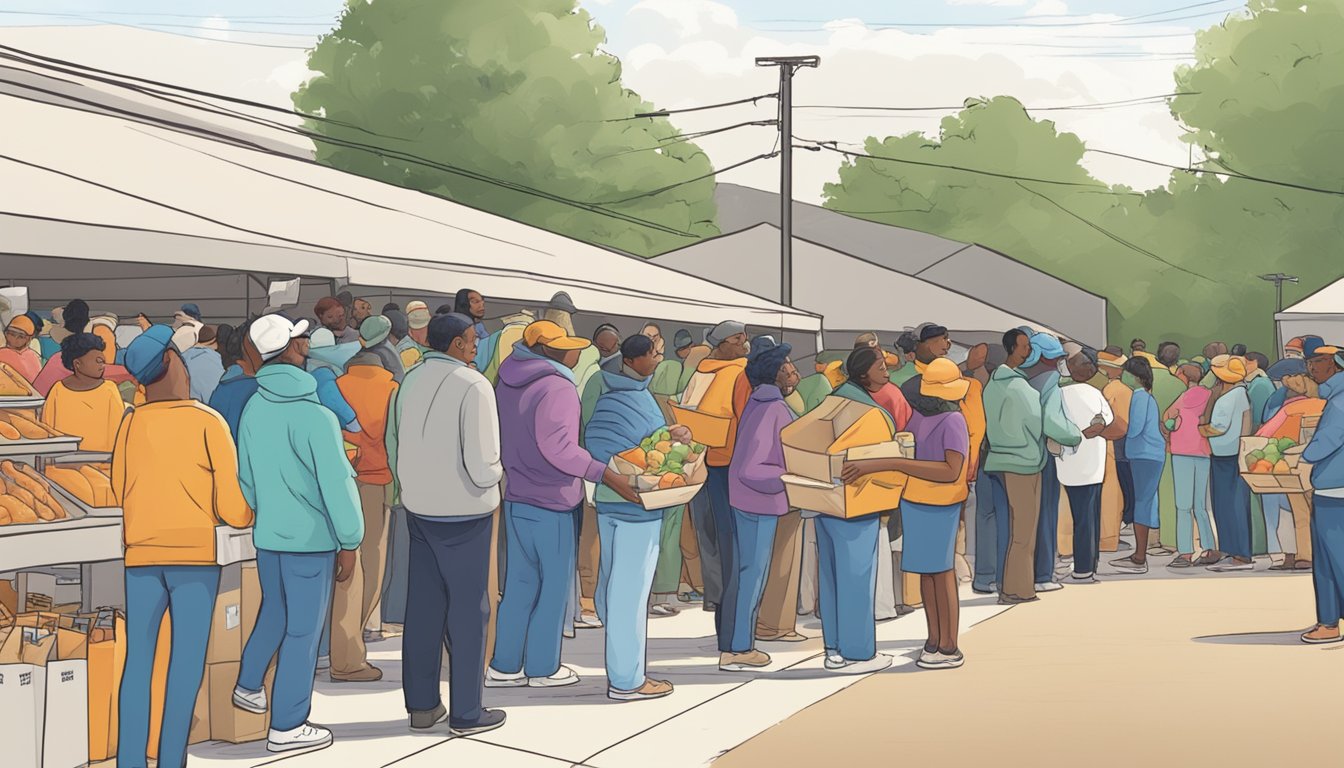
left=655, top=224, right=1066, bottom=341
left=0, top=56, right=820, bottom=333
left=1280, top=276, right=1344, bottom=316
left=713, top=183, right=1106, bottom=346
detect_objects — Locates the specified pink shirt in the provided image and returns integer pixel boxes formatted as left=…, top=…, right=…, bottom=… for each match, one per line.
left=872, top=382, right=913, bottom=432
left=1170, top=386, right=1212, bottom=457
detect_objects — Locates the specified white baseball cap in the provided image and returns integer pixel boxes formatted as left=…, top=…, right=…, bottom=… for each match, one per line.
left=250, top=314, right=311, bottom=362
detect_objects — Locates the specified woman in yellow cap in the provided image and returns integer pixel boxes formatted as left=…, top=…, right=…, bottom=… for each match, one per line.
left=1200, top=354, right=1255, bottom=571
left=844, top=357, right=971, bottom=670
left=0, top=313, right=42, bottom=383
left=40, top=331, right=129, bottom=452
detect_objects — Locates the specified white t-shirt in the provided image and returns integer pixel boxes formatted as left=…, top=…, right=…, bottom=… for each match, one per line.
left=1055, top=382, right=1115, bottom=487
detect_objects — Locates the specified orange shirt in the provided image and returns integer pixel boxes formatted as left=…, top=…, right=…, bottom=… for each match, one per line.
left=336, top=364, right=399, bottom=485
left=695, top=357, right=751, bottom=467
left=1259, top=396, right=1325, bottom=442
left=41, top=379, right=128, bottom=452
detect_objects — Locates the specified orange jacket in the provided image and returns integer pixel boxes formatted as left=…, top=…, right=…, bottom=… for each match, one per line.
left=695, top=357, right=752, bottom=467
left=337, top=364, right=398, bottom=485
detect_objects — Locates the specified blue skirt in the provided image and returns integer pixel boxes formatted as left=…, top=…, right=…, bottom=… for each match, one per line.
left=900, top=500, right=960, bottom=574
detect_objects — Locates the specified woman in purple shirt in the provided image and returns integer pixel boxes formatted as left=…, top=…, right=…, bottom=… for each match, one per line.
left=722, top=343, right=800, bottom=672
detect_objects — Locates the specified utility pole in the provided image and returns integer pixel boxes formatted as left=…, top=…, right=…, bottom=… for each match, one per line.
left=756, top=55, right=819, bottom=307
left=1260, top=272, right=1298, bottom=352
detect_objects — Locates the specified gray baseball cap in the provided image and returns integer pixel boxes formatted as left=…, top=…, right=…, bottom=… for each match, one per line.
left=706, top=320, right=746, bottom=347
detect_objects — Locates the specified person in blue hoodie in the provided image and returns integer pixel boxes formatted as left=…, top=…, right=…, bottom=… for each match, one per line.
left=232, top=313, right=363, bottom=755
left=585, top=334, right=686, bottom=702
left=1301, top=345, right=1344, bottom=645
left=210, top=319, right=260, bottom=439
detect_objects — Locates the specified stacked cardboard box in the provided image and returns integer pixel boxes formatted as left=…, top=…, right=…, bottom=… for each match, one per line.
left=780, top=396, right=915, bottom=518
left=0, top=613, right=89, bottom=768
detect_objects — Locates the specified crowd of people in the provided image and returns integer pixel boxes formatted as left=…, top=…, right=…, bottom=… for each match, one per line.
left=4, top=291, right=1344, bottom=766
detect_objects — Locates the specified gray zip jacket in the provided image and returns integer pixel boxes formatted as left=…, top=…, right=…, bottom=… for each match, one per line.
left=386, top=352, right=502, bottom=518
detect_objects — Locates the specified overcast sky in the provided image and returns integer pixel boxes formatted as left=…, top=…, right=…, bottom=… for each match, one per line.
left=0, top=0, right=1247, bottom=200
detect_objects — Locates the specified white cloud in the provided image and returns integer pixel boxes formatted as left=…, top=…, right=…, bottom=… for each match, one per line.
left=945, top=0, right=1029, bottom=6
left=613, top=1, right=1196, bottom=199
left=1026, top=0, right=1069, bottom=15
left=199, top=16, right=231, bottom=41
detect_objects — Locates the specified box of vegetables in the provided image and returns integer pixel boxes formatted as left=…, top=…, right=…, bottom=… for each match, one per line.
left=609, top=427, right=709, bottom=510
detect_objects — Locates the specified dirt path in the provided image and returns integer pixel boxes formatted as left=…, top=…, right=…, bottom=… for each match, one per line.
left=715, top=572, right=1333, bottom=767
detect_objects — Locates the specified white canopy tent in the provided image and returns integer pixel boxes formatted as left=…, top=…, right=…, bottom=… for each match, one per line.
left=1276, top=277, right=1344, bottom=347
left=0, top=55, right=821, bottom=344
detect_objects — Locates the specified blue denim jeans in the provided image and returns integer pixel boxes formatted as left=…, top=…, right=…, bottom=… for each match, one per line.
left=1130, top=458, right=1165, bottom=531
left=706, top=466, right=738, bottom=651
left=594, top=506, right=662, bottom=691
left=975, top=473, right=1009, bottom=592
left=118, top=565, right=220, bottom=768
left=1210, top=455, right=1252, bottom=558
left=238, top=550, right=335, bottom=732
left=1311, top=496, right=1344, bottom=626
left=721, top=508, right=778, bottom=654
left=1035, top=459, right=1061, bottom=583
left=491, top=502, right=578, bottom=678
left=1173, top=455, right=1215, bottom=555
left=815, top=514, right=880, bottom=662
left=1261, top=493, right=1287, bottom=554
left=1064, top=484, right=1102, bottom=575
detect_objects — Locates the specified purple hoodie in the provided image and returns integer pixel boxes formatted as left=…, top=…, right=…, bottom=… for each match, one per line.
left=497, top=345, right=606, bottom=511
left=729, top=385, right=796, bottom=516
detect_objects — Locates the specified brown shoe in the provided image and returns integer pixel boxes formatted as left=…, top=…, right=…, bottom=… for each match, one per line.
left=756, top=631, right=808, bottom=643
left=1301, top=625, right=1342, bottom=645
left=608, top=678, right=674, bottom=701
left=331, top=664, right=384, bottom=682
left=719, top=650, right=771, bottom=671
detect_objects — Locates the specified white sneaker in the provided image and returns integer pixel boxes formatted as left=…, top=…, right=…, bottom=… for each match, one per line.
left=484, top=666, right=528, bottom=688
left=1035, top=581, right=1064, bottom=592
left=528, top=665, right=580, bottom=688
left=1208, top=559, right=1255, bottom=572
left=827, top=653, right=893, bottom=675
left=1070, top=572, right=1099, bottom=583
left=916, top=651, right=965, bottom=670
left=823, top=653, right=845, bottom=670
left=315, top=655, right=330, bottom=672
left=232, top=685, right=267, bottom=714
left=267, top=722, right=332, bottom=753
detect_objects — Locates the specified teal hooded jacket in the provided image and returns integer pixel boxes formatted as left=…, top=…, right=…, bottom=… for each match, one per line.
left=237, top=363, right=363, bottom=553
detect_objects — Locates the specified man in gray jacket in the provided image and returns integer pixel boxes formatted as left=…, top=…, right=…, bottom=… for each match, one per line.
left=387, top=313, right=506, bottom=736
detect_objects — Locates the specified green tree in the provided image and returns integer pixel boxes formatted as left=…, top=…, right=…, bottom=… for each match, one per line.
left=294, top=0, right=718, bottom=256
left=822, top=0, right=1344, bottom=354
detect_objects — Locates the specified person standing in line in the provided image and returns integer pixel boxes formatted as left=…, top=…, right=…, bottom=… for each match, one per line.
left=40, top=331, right=128, bottom=452
left=326, top=349, right=398, bottom=683
left=0, top=312, right=42, bottom=383
left=889, top=332, right=920, bottom=387
left=315, top=297, right=359, bottom=345
left=210, top=319, right=259, bottom=440
left=1201, top=355, right=1256, bottom=571
left=574, top=323, right=624, bottom=630
left=453, top=289, right=495, bottom=372
left=182, top=324, right=225, bottom=403
left=689, top=322, right=753, bottom=633
left=983, top=328, right=1045, bottom=605
left=1111, top=357, right=1167, bottom=574
left=1164, top=363, right=1216, bottom=568
left=676, top=329, right=713, bottom=393
left=1300, top=345, right=1344, bottom=644
left=397, top=301, right=433, bottom=370
left=1257, top=372, right=1324, bottom=571
left=846, top=357, right=970, bottom=670
left=585, top=334, right=682, bottom=699
left=487, top=321, right=640, bottom=689
left=721, top=341, right=799, bottom=672
left=1096, top=349, right=1135, bottom=553
left=350, top=297, right=374, bottom=330
left=1021, top=332, right=1082, bottom=592
left=1147, top=342, right=1186, bottom=556
left=357, top=315, right=406, bottom=384
left=389, top=313, right=507, bottom=735
left=1053, top=346, right=1115, bottom=581
left=112, top=326, right=254, bottom=768
left=647, top=327, right=688, bottom=616
left=232, top=314, right=364, bottom=753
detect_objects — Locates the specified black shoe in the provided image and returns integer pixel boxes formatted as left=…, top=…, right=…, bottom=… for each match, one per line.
left=409, top=703, right=448, bottom=730
left=704, top=601, right=719, bottom=613
left=450, top=708, right=507, bottom=737
left=997, top=594, right=1040, bottom=606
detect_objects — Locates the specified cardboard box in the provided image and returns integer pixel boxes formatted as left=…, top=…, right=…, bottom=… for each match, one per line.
left=782, top=472, right=908, bottom=519
left=0, top=621, right=88, bottom=768
left=86, top=610, right=125, bottom=763
left=205, top=562, right=261, bottom=664
left=667, top=370, right=735, bottom=448
left=216, top=525, right=258, bottom=566
left=188, top=671, right=211, bottom=745
left=207, top=660, right=274, bottom=743
left=781, top=396, right=914, bottom=483
left=609, top=453, right=708, bottom=510
left=16, top=570, right=81, bottom=612
left=1302, top=414, right=1320, bottom=445
left=1238, top=436, right=1312, bottom=495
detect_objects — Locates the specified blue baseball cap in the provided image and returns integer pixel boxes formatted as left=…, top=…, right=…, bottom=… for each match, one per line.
left=180, top=303, right=203, bottom=321
left=124, top=324, right=176, bottom=385
left=1023, top=332, right=1066, bottom=368
left=1302, top=335, right=1327, bottom=359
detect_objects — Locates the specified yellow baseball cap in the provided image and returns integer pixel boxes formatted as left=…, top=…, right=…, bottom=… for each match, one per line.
left=920, top=357, right=970, bottom=401
left=1211, top=354, right=1247, bottom=383
left=523, top=320, right=590, bottom=351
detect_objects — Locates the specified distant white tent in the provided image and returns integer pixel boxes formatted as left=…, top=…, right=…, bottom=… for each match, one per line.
left=655, top=224, right=1066, bottom=351
left=0, top=53, right=821, bottom=343
left=1277, top=277, right=1344, bottom=347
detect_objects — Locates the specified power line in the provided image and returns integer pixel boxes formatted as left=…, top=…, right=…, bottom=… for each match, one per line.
left=1085, top=148, right=1344, bottom=197
left=805, top=142, right=1130, bottom=193
left=797, top=92, right=1196, bottom=113
left=3, top=21, right=314, bottom=49
left=616, top=93, right=778, bottom=121
left=0, top=9, right=336, bottom=21
left=596, top=120, right=777, bottom=160
left=749, top=4, right=1237, bottom=30
left=0, top=9, right=329, bottom=31
left=594, top=152, right=780, bottom=205
left=1009, top=0, right=1235, bottom=22
left=1012, top=180, right=1217, bottom=283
